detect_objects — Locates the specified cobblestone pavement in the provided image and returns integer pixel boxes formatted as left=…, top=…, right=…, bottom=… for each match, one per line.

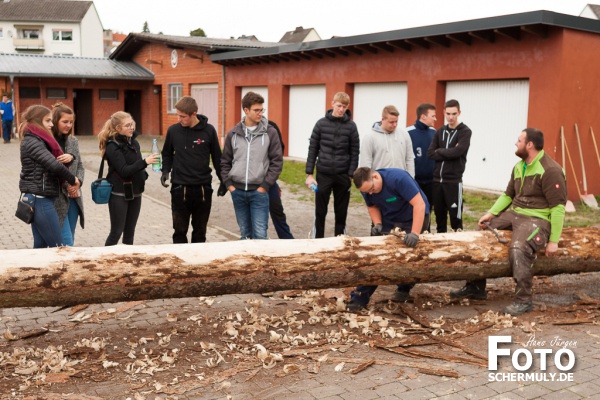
left=0, top=137, right=599, bottom=399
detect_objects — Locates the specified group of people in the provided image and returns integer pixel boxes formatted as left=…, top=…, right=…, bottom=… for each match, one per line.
left=302, top=92, right=567, bottom=316
left=16, top=89, right=568, bottom=316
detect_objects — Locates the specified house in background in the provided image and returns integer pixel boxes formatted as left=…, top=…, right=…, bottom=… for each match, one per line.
left=580, top=3, right=600, bottom=19
left=103, top=30, right=127, bottom=57
left=0, top=53, right=154, bottom=135
left=109, top=33, right=278, bottom=136
left=0, top=0, right=103, bottom=57
left=279, top=26, right=321, bottom=43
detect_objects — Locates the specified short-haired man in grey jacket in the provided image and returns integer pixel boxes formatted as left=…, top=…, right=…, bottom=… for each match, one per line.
left=221, top=91, right=283, bottom=240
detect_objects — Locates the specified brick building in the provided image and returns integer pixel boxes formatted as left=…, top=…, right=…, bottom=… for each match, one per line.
left=209, top=10, right=600, bottom=197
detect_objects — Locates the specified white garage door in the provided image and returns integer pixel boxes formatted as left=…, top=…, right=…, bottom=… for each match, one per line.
left=241, top=86, right=268, bottom=120
left=191, top=84, right=218, bottom=127
left=353, top=83, right=408, bottom=137
left=288, top=85, right=327, bottom=159
left=446, top=80, right=529, bottom=191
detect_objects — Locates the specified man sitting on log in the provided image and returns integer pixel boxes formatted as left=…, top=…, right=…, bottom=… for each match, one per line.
left=347, top=167, right=430, bottom=312
left=451, top=128, right=567, bottom=316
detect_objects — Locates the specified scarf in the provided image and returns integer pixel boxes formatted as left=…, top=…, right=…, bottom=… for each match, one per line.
left=27, top=125, right=64, bottom=158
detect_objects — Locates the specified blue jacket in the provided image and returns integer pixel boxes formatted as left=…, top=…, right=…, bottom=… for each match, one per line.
left=362, top=168, right=430, bottom=231
left=406, top=120, right=436, bottom=185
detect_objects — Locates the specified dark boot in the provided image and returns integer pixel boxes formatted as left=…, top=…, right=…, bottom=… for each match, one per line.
left=450, top=281, right=487, bottom=300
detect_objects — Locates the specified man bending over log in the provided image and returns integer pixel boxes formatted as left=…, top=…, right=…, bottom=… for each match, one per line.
left=451, top=128, right=567, bottom=316
left=347, top=167, right=430, bottom=311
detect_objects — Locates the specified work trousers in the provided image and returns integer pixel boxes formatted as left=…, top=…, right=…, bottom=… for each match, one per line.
left=311, top=172, right=351, bottom=239
left=468, top=209, right=550, bottom=303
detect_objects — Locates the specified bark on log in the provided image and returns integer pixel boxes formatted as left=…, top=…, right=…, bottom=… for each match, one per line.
left=1, top=227, right=599, bottom=308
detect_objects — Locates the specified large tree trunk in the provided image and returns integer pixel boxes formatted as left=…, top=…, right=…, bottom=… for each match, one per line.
left=1, top=228, right=599, bottom=308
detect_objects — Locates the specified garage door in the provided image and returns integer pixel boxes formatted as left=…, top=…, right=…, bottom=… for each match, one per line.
left=288, top=85, right=326, bottom=159
left=190, top=84, right=218, bottom=128
left=241, top=86, right=268, bottom=120
left=446, top=80, right=529, bottom=191
left=353, top=83, right=408, bottom=137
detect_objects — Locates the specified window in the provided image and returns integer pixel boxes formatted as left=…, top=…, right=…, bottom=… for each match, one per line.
left=21, top=29, right=41, bottom=39
left=20, top=87, right=41, bottom=99
left=47, top=88, right=67, bottom=99
left=99, top=89, right=118, bottom=100
left=167, top=83, right=182, bottom=113
left=53, top=30, right=73, bottom=41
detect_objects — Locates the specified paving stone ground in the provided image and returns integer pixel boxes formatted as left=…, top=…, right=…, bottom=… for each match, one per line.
left=0, top=137, right=598, bottom=399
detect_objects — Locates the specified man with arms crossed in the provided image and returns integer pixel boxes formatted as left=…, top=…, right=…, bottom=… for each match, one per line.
left=427, top=99, right=471, bottom=233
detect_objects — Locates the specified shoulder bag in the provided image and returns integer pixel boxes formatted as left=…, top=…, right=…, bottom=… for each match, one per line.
left=15, top=194, right=35, bottom=224
left=91, top=153, right=113, bottom=204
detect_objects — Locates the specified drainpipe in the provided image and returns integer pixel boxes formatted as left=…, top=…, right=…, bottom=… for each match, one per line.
left=221, top=64, right=226, bottom=145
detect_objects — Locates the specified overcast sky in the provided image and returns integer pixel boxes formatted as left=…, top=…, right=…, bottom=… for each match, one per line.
left=93, top=0, right=593, bottom=42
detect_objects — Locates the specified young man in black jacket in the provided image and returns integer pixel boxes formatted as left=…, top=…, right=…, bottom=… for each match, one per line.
left=160, top=96, right=223, bottom=243
left=305, top=92, right=360, bottom=238
left=426, top=99, right=471, bottom=233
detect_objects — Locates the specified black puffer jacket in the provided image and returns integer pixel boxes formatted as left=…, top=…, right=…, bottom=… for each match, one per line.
left=306, top=109, right=360, bottom=176
left=19, top=133, right=76, bottom=196
left=104, top=132, right=149, bottom=196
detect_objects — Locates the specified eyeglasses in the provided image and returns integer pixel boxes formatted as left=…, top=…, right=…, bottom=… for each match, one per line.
left=361, top=181, right=375, bottom=194
left=250, top=108, right=266, bottom=114
left=123, top=123, right=135, bottom=128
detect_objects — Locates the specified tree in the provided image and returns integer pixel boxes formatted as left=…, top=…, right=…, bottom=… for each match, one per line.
left=142, top=21, right=150, bottom=33
left=190, top=27, right=207, bottom=37
left=0, top=228, right=599, bottom=308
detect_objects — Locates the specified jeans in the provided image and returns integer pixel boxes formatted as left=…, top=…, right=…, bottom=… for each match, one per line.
left=170, top=184, right=213, bottom=243
left=268, top=182, right=294, bottom=239
left=61, top=199, right=80, bottom=246
left=2, top=119, right=12, bottom=142
left=105, top=195, right=142, bottom=245
left=231, top=189, right=269, bottom=240
left=22, top=194, right=63, bottom=248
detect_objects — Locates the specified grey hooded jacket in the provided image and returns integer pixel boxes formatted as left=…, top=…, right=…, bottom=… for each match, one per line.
left=359, top=121, right=415, bottom=177
left=221, top=117, right=283, bottom=191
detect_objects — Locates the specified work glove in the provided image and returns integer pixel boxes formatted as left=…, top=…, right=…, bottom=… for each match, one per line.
left=371, top=223, right=383, bottom=236
left=160, top=172, right=169, bottom=188
left=404, top=232, right=419, bottom=247
left=217, top=182, right=228, bottom=197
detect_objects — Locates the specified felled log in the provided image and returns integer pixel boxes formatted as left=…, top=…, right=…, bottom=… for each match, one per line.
left=1, top=227, right=599, bottom=308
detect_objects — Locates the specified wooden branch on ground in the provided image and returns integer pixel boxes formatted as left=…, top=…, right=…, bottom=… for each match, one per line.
left=0, top=228, right=599, bottom=308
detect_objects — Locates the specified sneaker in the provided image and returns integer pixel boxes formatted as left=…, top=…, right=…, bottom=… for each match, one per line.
left=346, top=300, right=366, bottom=312
left=503, top=302, right=533, bottom=316
left=391, top=290, right=410, bottom=302
left=450, top=284, right=487, bottom=300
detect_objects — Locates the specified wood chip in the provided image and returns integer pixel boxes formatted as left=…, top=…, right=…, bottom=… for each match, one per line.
left=417, top=367, right=460, bottom=378
left=349, top=359, right=376, bottom=374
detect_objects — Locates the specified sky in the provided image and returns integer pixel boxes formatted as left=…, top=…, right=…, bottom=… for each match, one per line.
left=92, top=0, right=593, bottom=42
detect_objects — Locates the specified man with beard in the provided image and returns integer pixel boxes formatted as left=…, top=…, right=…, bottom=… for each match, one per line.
left=450, top=128, right=567, bottom=315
